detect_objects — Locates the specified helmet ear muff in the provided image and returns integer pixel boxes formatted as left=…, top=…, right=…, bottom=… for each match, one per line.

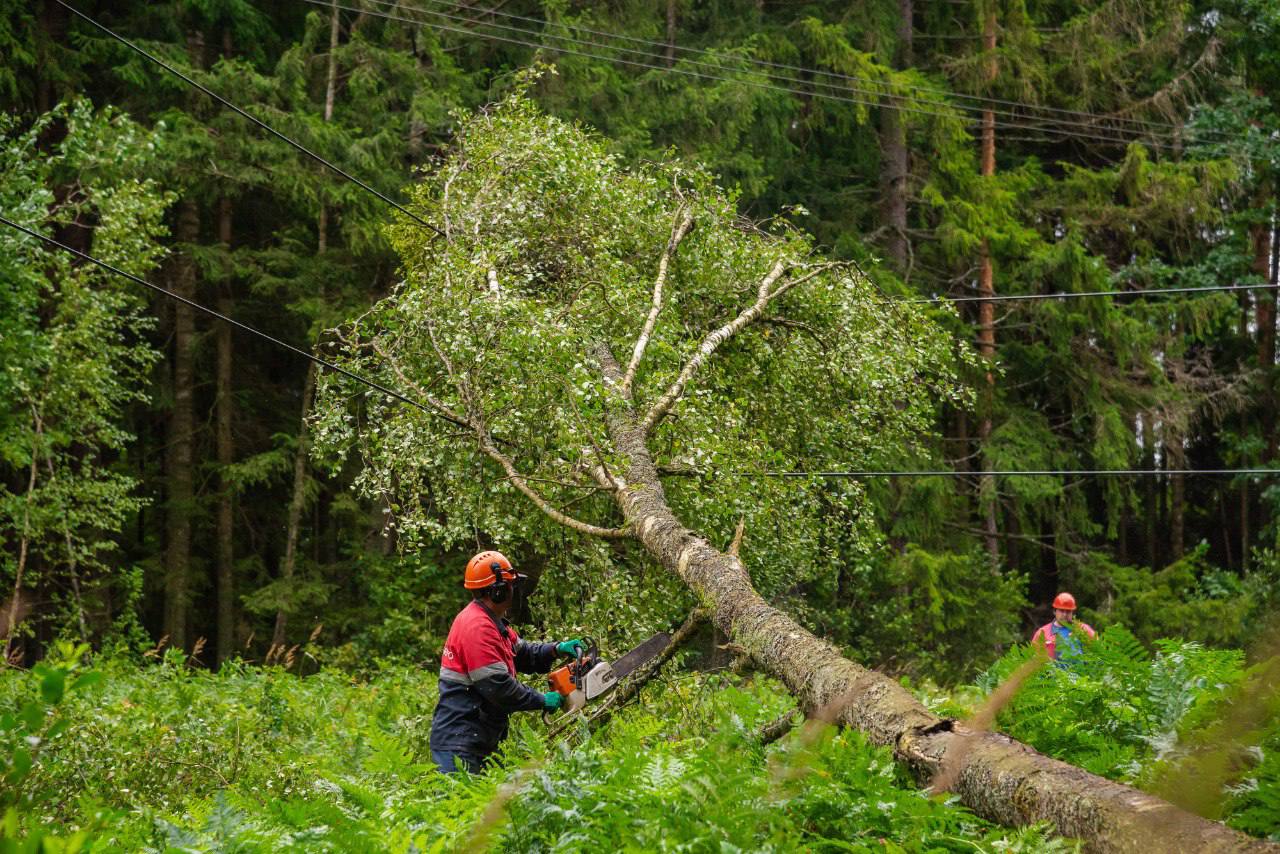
left=488, top=561, right=510, bottom=603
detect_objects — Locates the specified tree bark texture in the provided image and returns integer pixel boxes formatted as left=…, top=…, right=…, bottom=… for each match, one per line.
left=877, top=0, right=912, bottom=273
left=665, top=0, right=677, bottom=67
left=1169, top=428, right=1186, bottom=562
left=976, top=11, right=999, bottom=565
left=586, top=341, right=1270, bottom=852
left=163, top=195, right=199, bottom=651
left=1255, top=205, right=1277, bottom=460
left=318, top=0, right=340, bottom=250
left=4, top=411, right=42, bottom=663
left=272, top=362, right=316, bottom=649
left=216, top=196, right=235, bottom=663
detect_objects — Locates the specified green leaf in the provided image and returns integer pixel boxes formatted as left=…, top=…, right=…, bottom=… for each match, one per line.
left=70, top=672, right=102, bottom=693
left=40, top=669, right=65, bottom=705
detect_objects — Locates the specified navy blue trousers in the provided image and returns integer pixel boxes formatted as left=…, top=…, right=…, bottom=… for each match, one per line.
left=431, top=749, right=486, bottom=775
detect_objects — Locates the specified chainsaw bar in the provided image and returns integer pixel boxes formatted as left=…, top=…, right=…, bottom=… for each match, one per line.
left=610, top=631, right=672, bottom=680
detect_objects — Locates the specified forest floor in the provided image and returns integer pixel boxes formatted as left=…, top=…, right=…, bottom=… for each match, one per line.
left=2, top=630, right=1277, bottom=851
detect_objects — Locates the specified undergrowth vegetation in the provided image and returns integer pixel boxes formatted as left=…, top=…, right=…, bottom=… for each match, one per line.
left=6, top=628, right=1278, bottom=850
left=0, top=647, right=1071, bottom=852
left=949, top=626, right=1280, bottom=840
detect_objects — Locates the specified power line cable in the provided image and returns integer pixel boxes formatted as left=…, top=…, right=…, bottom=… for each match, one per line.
left=54, top=2, right=1259, bottom=311
left=7, top=214, right=1276, bottom=482
left=307, top=0, right=1185, bottom=151
left=903, top=282, right=1280, bottom=306
left=403, top=0, right=1228, bottom=144
left=733, top=469, right=1280, bottom=478
left=353, top=0, right=1181, bottom=149
left=0, top=214, right=465, bottom=429
left=409, top=0, right=1217, bottom=140
left=54, top=0, right=442, bottom=237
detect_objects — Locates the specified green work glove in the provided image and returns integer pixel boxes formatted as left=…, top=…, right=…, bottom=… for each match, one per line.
left=556, top=638, right=584, bottom=657
left=543, top=691, right=563, bottom=712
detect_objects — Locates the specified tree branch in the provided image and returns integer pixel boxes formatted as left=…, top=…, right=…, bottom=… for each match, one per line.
left=641, top=259, right=790, bottom=434
left=368, top=339, right=471, bottom=431
left=476, top=438, right=631, bottom=539
left=622, top=206, right=695, bottom=398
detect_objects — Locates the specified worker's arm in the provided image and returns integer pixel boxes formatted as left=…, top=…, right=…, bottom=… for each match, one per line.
left=471, top=663, right=547, bottom=712
left=513, top=640, right=558, bottom=674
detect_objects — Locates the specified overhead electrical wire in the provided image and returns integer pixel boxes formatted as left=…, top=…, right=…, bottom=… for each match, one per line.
left=4, top=214, right=1276, bottom=481
left=405, top=0, right=1226, bottom=143
left=330, top=0, right=1181, bottom=150
left=902, top=282, right=1280, bottom=306
left=0, top=215, right=462, bottom=430
left=32, top=3, right=1277, bottom=483
left=302, top=0, right=1193, bottom=151
left=52, top=0, right=442, bottom=237
left=59, top=0, right=1263, bottom=310
left=735, top=469, right=1280, bottom=478
left=341, top=0, right=1229, bottom=148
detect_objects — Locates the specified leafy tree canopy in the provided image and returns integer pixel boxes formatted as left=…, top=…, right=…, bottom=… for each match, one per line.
left=313, top=85, right=967, bottom=632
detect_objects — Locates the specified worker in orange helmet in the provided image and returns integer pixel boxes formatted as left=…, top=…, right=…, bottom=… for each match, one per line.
left=1031, top=592, right=1096, bottom=661
left=429, top=550, right=585, bottom=774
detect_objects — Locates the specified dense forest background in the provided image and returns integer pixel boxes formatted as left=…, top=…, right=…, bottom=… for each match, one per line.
left=3, top=0, right=1280, bottom=687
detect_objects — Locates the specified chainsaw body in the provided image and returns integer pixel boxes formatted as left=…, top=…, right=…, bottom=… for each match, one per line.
left=546, top=632, right=670, bottom=716
left=547, top=639, right=617, bottom=713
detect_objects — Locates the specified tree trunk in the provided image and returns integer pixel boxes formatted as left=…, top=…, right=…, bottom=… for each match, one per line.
left=976, top=10, right=999, bottom=565
left=4, top=410, right=42, bottom=663
left=1152, top=414, right=1162, bottom=571
left=1256, top=204, right=1277, bottom=461
left=319, top=0, right=340, bottom=247
left=1270, top=206, right=1279, bottom=463
left=590, top=342, right=1271, bottom=852
left=1170, top=464, right=1185, bottom=561
left=163, top=196, right=199, bottom=652
left=665, top=0, right=677, bottom=67
left=47, top=456, right=89, bottom=641
left=878, top=0, right=912, bottom=273
left=272, top=363, right=316, bottom=649
left=36, top=1, right=67, bottom=114
left=215, top=195, right=235, bottom=664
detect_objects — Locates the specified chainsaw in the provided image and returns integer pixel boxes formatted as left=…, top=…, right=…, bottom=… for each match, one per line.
left=546, top=632, right=671, bottom=715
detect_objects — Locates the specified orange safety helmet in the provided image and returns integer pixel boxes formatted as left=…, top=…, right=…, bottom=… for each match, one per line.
left=464, top=550, right=516, bottom=590
left=1052, top=592, right=1078, bottom=611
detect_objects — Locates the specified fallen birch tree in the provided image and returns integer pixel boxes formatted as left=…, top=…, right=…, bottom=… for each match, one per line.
left=311, top=89, right=1275, bottom=852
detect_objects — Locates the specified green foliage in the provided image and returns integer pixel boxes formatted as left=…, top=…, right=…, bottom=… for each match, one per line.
left=835, top=546, right=1027, bottom=684
left=313, top=88, right=963, bottom=615
left=0, top=657, right=1071, bottom=851
left=0, top=641, right=101, bottom=851
left=1066, top=545, right=1280, bottom=648
left=0, top=99, right=170, bottom=644
left=969, top=627, right=1279, bottom=837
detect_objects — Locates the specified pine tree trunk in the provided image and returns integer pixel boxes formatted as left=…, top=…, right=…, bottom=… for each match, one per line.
left=1255, top=204, right=1277, bottom=461
left=1170, top=465, right=1185, bottom=561
left=318, top=1, right=338, bottom=251
left=665, top=0, right=677, bottom=67
left=215, top=195, right=235, bottom=664
left=163, top=196, right=199, bottom=652
left=1142, top=416, right=1157, bottom=570
left=878, top=0, right=912, bottom=274
left=589, top=341, right=1270, bottom=852
left=162, top=28, right=206, bottom=653
left=976, top=10, right=999, bottom=565
left=270, top=5, right=341, bottom=650
left=272, top=363, right=316, bottom=649
left=36, top=1, right=67, bottom=114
